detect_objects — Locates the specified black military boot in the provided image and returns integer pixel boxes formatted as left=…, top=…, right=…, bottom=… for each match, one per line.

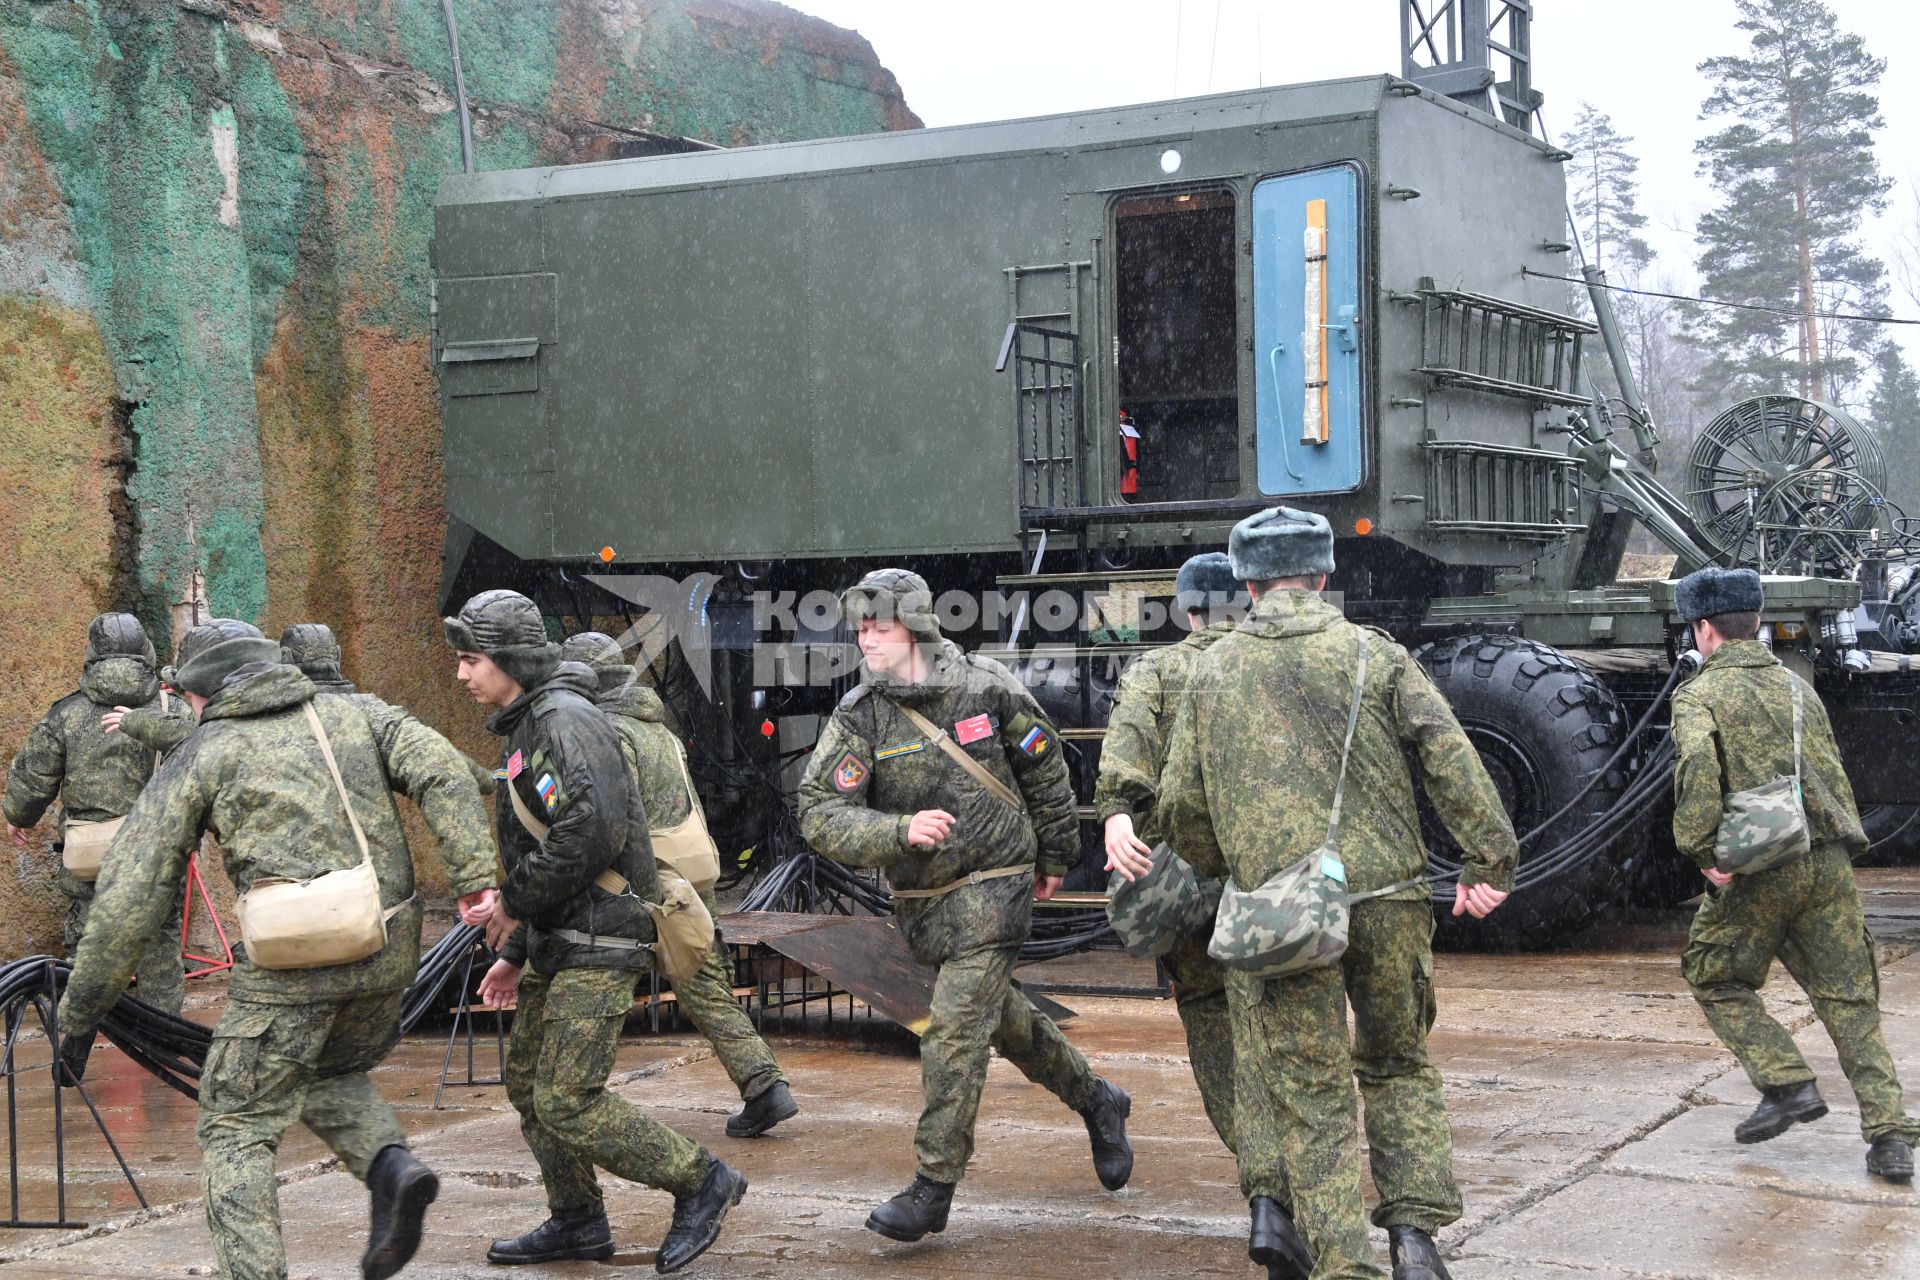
left=865, top=1175, right=954, bottom=1242
left=486, top=1211, right=615, bottom=1265
left=1734, top=1081, right=1828, bottom=1144
left=1079, top=1077, right=1135, bottom=1191
left=725, top=1080, right=798, bottom=1138
left=656, top=1157, right=747, bottom=1274
left=361, top=1145, right=439, bottom=1280
left=1868, top=1136, right=1915, bottom=1182
left=1248, top=1196, right=1312, bottom=1280
left=1388, top=1224, right=1454, bottom=1280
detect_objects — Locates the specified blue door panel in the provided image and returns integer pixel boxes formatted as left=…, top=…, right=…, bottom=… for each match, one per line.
left=1253, top=166, right=1364, bottom=496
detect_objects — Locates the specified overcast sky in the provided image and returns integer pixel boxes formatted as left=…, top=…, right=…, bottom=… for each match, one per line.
left=797, top=0, right=1920, bottom=360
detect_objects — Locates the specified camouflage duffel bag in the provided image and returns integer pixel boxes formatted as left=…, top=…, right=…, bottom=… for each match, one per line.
left=1106, top=843, right=1222, bottom=959
left=1714, top=680, right=1811, bottom=876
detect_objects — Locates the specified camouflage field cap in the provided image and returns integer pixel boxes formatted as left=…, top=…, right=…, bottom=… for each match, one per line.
left=558, top=630, right=636, bottom=697
left=279, top=622, right=343, bottom=677
left=171, top=619, right=279, bottom=697
left=85, top=612, right=156, bottom=667
left=840, top=567, right=941, bottom=639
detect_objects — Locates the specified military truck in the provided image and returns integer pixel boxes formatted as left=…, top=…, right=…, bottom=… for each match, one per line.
left=430, top=70, right=1920, bottom=947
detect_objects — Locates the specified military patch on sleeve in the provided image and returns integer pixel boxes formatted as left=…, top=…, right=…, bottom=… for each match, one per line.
left=535, top=772, right=559, bottom=812
left=1017, top=725, right=1052, bottom=757
left=875, top=740, right=926, bottom=761
left=832, top=752, right=869, bottom=793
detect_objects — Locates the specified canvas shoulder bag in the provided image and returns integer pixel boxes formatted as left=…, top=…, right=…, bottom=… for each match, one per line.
left=238, top=702, right=409, bottom=971
left=1209, top=636, right=1425, bottom=979
left=649, top=745, right=722, bottom=893
left=1713, top=679, right=1812, bottom=876
left=64, top=690, right=170, bottom=883
left=1107, top=842, right=1223, bottom=959
left=505, top=749, right=715, bottom=982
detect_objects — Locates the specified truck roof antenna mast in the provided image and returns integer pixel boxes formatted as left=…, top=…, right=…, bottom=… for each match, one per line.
left=1400, top=0, right=1540, bottom=134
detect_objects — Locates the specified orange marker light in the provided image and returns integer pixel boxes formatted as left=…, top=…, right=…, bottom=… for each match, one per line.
left=1355, top=518, right=1374, bottom=536
left=598, top=546, right=616, bottom=563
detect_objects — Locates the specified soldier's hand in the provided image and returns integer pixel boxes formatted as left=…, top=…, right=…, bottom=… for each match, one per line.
left=457, top=888, right=499, bottom=926
left=1702, top=866, right=1734, bottom=888
left=906, top=810, right=956, bottom=847
left=1451, top=882, right=1509, bottom=919
left=1034, top=874, right=1065, bottom=901
left=6, top=824, right=28, bottom=849
left=484, top=910, right=521, bottom=953
left=1103, top=814, right=1155, bottom=882
left=100, top=706, right=130, bottom=734
left=56, top=1028, right=96, bottom=1088
left=478, top=959, right=522, bottom=1010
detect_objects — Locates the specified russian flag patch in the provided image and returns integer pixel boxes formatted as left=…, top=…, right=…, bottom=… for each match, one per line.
left=535, top=772, right=558, bottom=812
left=1018, top=726, right=1051, bottom=757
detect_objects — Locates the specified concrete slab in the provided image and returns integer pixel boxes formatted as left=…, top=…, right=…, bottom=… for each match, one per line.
left=1605, top=1105, right=1916, bottom=1206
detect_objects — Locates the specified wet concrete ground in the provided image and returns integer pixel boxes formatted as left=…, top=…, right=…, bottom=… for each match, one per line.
left=2, top=872, right=1918, bottom=1278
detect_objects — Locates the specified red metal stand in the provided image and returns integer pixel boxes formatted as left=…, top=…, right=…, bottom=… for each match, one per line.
left=180, top=853, right=233, bottom=979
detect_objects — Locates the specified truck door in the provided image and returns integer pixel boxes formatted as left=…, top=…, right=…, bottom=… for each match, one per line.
left=1253, top=165, right=1364, bottom=496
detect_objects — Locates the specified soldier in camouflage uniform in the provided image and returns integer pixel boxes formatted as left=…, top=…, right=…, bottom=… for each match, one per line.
left=1161, top=509, right=1517, bottom=1280
left=5, top=613, right=194, bottom=1015
left=557, top=631, right=797, bottom=1137
left=797, top=568, right=1133, bottom=1242
left=450, top=592, right=745, bottom=1274
left=53, top=619, right=502, bottom=1280
left=1095, top=552, right=1243, bottom=1152
left=1670, top=566, right=1917, bottom=1181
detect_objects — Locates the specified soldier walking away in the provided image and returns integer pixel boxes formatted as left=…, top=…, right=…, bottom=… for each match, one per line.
left=448, top=591, right=746, bottom=1274
left=5, top=613, right=194, bottom=1015
left=1161, top=508, right=1517, bottom=1280
left=1671, top=567, right=1918, bottom=1182
left=797, top=568, right=1134, bottom=1243
left=558, top=631, right=798, bottom=1137
left=53, top=619, right=502, bottom=1280
left=1096, top=551, right=1244, bottom=1152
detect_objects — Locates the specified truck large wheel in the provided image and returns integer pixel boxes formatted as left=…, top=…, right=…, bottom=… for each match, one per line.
left=1858, top=805, right=1920, bottom=867
left=1414, top=635, right=1642, bottom=948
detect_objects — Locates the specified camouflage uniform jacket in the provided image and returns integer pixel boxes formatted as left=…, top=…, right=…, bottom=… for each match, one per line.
left=1671, top=639, right=1866, bottom=869
left=600, top=682, right=695, bottom=830
left=490, top=663, right=661, bottom=977
left=58, top=665, right=498, bottom=1032
left=1162, top=589, right=1517, bottom=897
left=798, top=640, right=1075, bottom=961
left=4, top=651, right=192, bottom=897
left=1092, top=620, right=1236, bottom=845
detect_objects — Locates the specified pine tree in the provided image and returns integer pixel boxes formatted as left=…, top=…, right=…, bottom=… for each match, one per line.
left=1692, top=0, right=1892, bottom=404
left=1565, top=103, right=1653, bottom=277
left=1867, top=343, right=1920, bottom=516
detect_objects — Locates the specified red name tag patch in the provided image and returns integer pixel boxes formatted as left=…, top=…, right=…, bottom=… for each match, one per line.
left=506, top=750, right=525, bottom=779
left=954, top=714, right=994, bottom=745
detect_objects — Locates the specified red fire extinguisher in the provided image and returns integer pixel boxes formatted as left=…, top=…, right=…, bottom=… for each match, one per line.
left=1119, top=410, right=1140, bottom=497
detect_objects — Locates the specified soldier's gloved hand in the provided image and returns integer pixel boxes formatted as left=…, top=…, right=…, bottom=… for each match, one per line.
left=906, top=809, right=956, bottom=848
left=478, top=959, right=522, bottom=1010
left=56, top=1028, right=96, bottom=1088
left=1103, top=814, right=1155, bottom=882
left=1451, top=882, right=1509, bottom=919
left=6, top=824, right=28, bottom=849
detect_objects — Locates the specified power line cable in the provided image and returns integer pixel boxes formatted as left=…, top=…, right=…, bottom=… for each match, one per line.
left=1521, top=267, right=1920, bottom=327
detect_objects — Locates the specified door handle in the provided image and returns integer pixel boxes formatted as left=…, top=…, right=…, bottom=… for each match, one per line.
left=1320, top=304, right=1358, bottom=354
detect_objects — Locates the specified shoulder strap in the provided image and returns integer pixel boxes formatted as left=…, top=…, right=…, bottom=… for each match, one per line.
left=505, top=750, right=632, bottom=898
left=302, top=701, right=372, bottom=872
left=671, top=741, right=700, bottom=812
left=1324, top=634, right=1370, bottom=849
left=897, top=703, right=1027, bottom=815
left=155, top=690, right=169, bottom=769
left=1790, top=677, right=1803, bottom=787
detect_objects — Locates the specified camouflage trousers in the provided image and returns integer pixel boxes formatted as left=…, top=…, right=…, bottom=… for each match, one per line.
left=505, top=966, right=712, bottom=1214
left=672, top=889, right=785, bottom=1102
left=916, top=942, right=1100, bottom=1184
left=195, top=991, right=410, bottom=1280
left=1228, top=900, right=1460, bottom=1280
left=1683, top=843, right=1918, bottom=1144
left=1164, top=927, right=1235, bottom=1153
left=65, top=888, right=185, bottom=1018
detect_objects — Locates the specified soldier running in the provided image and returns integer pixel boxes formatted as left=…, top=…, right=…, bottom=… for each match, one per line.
left=1162, top=508, right=1517, bottom=1280
left=53, top=618, right=501, bottom=1280
left=1671, top=566, right=1917, bottom=1181
left=555, top=631, right=798, bottom=1138
left=449, top=591, right=746, bottom=1273
left=797, top=568, right=1133, bottom=1242
left=6, top=613, right=195, bottom=1015
left=1096, top=551, right=1244, bottom=1152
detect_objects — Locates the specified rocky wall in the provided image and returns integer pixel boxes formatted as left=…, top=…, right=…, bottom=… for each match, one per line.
left=0, top=0, right=916, bottom=956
